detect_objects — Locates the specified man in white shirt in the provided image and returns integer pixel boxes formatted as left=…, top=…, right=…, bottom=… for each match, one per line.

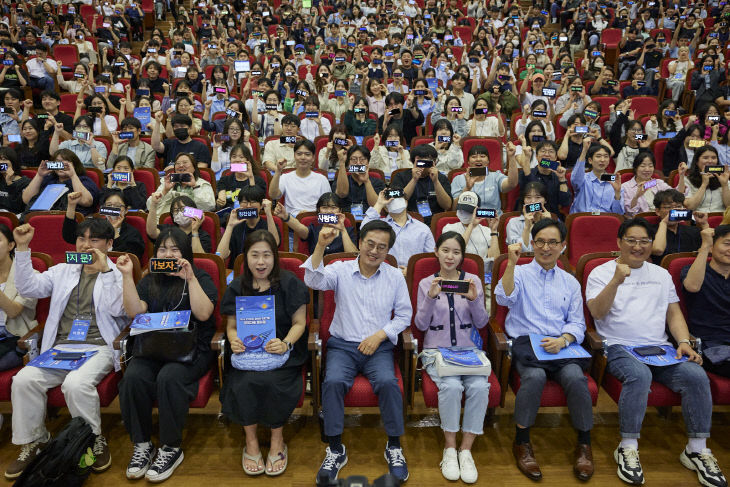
left=268, top=139, right=331, bottom=217
left=586, top=217, right=726, bottom=487
left=25, top=44, right=56, bottom=92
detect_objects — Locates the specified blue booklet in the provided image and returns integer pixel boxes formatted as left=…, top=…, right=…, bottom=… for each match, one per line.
left=28, top=348, right=97, bottom=370
left=133, top=106, right=151, bottom=129
left=29, top=184, right=69, bottom=211
left=236, top=295, right=276, bottom=353
left=426, top=78, right=439, bottom=98
left=438, top=347, right=484, bottom=367
left=129, top=310, right=191, bottom=336
left=624, top=345, right=688, bottom=366
left=529, top=334, right=592, bottom=361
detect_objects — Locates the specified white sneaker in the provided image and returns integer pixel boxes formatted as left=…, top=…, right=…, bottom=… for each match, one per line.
left=458, top=449, right=478, bottom=484
left=440, top=448, right=459, bottom=481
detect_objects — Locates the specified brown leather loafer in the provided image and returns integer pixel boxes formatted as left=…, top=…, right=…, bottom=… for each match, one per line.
left=574, top=443, right=595, bottom=481
left=513, top=442, right=542, bottom=481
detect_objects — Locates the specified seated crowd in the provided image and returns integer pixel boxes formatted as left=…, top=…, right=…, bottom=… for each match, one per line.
left=0, top=0, right=729, bottom=484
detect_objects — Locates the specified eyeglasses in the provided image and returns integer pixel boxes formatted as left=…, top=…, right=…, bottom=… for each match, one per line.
left=533, top=239, right=562, bottom=249
left=363, top=239, right=388, bottom=253
left=171, top=207, right=185, bottom=215
left=622, top=237, right=653, bottom=247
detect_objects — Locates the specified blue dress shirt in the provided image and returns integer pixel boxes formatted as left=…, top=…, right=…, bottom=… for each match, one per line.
left=302, top=256, right=412, bottom=344
left=569, top=159, right=625, bottom=214
left=361, top=207, right=435, bottom=267
left=494, top=259, right=586, bottom=343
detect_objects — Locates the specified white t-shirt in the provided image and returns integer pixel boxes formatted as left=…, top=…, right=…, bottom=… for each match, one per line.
left=585, top=260, right=678, bottom=347
left=442, top=221, right=492, bottom=261
left=279, top=170, right=331, bottom=216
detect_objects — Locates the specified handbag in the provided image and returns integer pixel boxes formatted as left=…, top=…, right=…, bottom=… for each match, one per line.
left=434, top=349, right=491, bottom=377
left=131, top=324, right=198, bottom=364
left=231, top=349, right=290, bottom=371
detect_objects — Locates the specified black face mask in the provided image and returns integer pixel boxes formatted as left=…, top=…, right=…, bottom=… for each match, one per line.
left=174, top=127, right=189, bottom=140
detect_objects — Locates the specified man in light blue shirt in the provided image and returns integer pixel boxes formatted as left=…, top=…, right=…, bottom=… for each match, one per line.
left=303, top=220, right=412, bottom=485
left=570, top=142, right=624, bottom=214
left=495, top=219, right=594, bottom=482
left=361, top=188, right=435, bottom=271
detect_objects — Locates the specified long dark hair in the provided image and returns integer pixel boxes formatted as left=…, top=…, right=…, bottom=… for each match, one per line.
left=0, top=223, right=15, bottom=259
left=147, top=226, right=196, bottom=311
left=240, top=230, right=281, bottom=294
left=436, top=231, right=466, bottom=270
left=688, top=145, right=721, bottom=191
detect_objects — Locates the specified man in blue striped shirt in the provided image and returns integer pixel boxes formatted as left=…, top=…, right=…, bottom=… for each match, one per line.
left=495, top=219, right=594, bottom=482
left=302, top=220, right=412, bottom=485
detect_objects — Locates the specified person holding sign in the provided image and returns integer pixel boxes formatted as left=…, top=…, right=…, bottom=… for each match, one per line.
left=5, top=219, right=125, bottom=480
left=495, top=219, right=594, bottom=482
left=303, top=220, right=412, bottom=484
left=117, top=227, right=218, bottom=482
left=586, top=218, right=725, bottom=487
left=414, top=231, right=490, bottom=484
left=219, top=230, right=309, bottom=476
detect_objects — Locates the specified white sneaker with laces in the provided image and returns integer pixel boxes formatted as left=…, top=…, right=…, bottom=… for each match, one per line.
left=680, top=448, right=728, bottom=487
left=440, top=448, right=459, bottom=481
left=458, top=449, right=478, bottom=484
left=614, top=446, right=645, bottom=485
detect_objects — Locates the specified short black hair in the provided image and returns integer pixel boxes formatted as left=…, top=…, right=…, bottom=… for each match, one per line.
left=617, top=217, right=656, bottom=240
left=41, top=90, right=60, bottom=102
left=385, top=92, right=405, bottom=106
left=410, top=143, right=438, bottom=163
left=714, top=224, right=730, bottom=242
left=360, top=220, right=396, bottom=249
left=237, top=185, right=265, bottom=204
left=171, top=114, right=192, bottom=127
left=653, top=189, right=685, bottom=209
left=281, top=113, right=300, bottom=126
left=294, top=139, right=315, bottom=154
left=531, top=218, right=566, bottom=241
left=76, top=217, right=115, bottom=241
left=120, top=117, right=142, bottom=130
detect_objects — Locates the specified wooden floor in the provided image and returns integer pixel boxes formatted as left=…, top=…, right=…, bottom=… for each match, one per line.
left=1, top=389, right=729, bottom=486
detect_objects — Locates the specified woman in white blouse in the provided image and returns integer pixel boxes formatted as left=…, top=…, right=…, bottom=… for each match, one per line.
left=466, top=98, right=505, bottom=138
left=684, top=145, right=730, bottom=213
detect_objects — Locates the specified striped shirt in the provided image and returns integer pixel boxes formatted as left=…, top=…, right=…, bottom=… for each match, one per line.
left=362, top=207, right=435, bottom=267
left=302, top=256, right=412, bottom=344
left=569, top=159, right=625, bottom=214
left=495, top=259, right=586, bottom=343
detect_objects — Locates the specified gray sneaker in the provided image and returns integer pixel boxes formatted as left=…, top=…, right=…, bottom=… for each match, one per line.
left=4, top=433, right=51, bottom=479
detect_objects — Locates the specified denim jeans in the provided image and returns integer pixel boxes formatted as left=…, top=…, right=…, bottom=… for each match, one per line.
left=425, top=365, right=490, bottom=435
left=513, top=361, right=594, bottom=431
left=607, top=344, right=712, bottom=439
left=29, top=75, right=54, bottom=92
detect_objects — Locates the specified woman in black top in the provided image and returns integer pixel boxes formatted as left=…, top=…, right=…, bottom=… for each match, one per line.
left=117, top=227, right=218, bottom=482
left=103, top=156, right=148, bottom=210
left=220, top=230, right=309, bottom=476
left=0, top=147, right=30, bottom=214
left=16, top=119, right=51, bottom=168
left=147, top=194, right=213, bottom=253
left=63, top=190, right=146, bottom=261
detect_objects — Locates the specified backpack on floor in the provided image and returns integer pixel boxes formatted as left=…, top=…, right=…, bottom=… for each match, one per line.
left=13, top=417, right=96, bottom=487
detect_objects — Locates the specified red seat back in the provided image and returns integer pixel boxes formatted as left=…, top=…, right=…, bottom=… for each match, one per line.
left=576, top=253, right=617, bottom=330
left=133, top=169, right=159, bottom=198
left=566, top=213, right=623, bottom=267
left=192, top=253, right=225, bottom=329
left=0, top=211, right=19, bottom=230
left=461, top=137, right=501, bottom=171
left=26, top=212, right=80, bottom=264
left=31, top=252, right=53, bottom=325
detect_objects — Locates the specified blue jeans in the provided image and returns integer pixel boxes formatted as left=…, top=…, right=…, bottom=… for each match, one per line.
left=29, top=75, right=54, bottom=92
left=425, top=366, right=490, bottom=435
left=607, top=344, right=712, bottom=439
left=322, top=336, right=404, bottom=437
left=513, top=361, right=594, bottom=431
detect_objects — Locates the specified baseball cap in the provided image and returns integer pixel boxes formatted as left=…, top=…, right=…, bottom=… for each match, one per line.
left=456, top=191, right=479, bottom=212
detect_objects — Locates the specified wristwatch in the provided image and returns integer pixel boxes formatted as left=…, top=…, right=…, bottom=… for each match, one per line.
left=678, top=339, right=691, bottom=346
left=491, top=232, right=499, bottom=237
left=283, top=339, right=293, bottom=351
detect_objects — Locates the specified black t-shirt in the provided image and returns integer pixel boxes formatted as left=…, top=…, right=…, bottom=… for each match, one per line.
left=155, top=223, right=213, bottom=253
left=40, top=111, right=74, bottom=137
left=228, top=218, right=279, bottom=269
left=136, top=267, right=219, bottom=352
left=620, top=39, right=643, bottom=61
left=17, top=138, right=51, bottom=168
left=305, top=224, right=356, bottom=255
left=332, top=175, right=385, bottom=214
left=681, top=263, right=730, bottom=344
left=161, top=138, right=212, bottom=167
left=391, top=171, right=451, bottom=224
left=220, top=270, right=310, bottom=367
left=217, top=174, right=268, bottom=204
left=0, top=175, right=30, bottom=213
left=376, top=108, right=424, bottom=146
left=650, top=224, right=702, bottom=265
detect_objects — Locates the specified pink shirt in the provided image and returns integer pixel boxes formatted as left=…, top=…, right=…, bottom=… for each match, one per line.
left=621, top=177, right=679, bottom=217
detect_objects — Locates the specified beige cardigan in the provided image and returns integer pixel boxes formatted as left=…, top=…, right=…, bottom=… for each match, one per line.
left=3, top=260, right=38, bottom=337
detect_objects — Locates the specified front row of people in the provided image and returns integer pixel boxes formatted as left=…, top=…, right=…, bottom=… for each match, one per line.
left=0, top=216, right=728, bottom=486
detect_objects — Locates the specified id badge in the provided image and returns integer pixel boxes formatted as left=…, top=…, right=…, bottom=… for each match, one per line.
left=350, top=203, right=364, bottom=221
left=417, top=199, right=432, bottom=218
left=69, top=317, right=91, bottom=341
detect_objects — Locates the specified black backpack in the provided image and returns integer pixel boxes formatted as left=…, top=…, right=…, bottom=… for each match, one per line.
left=13, top=417, right=96, bottom=487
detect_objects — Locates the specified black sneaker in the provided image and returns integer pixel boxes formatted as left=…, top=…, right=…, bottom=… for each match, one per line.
left=680, top=448, right=728, bottom=487
left=316, top=445, right=348, bottom=485
left=145, top=446, right=184, bottom=483
left=91, top=435, right=111, bottom=472
left=614, top=446, right=645, bottom=485
left=126, top=443, right=157, bottom=480
left=384, top=444, right=409, bottom=482
left=5, top=433, right=50, bottom=479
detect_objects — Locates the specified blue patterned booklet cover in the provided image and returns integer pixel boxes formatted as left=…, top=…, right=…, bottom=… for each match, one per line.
left=530, top=334, right=592, bottom=361
left=29, top=184, right=68, bottom=211
left=625, top=345, right=688, bottom=366
left=28, top=348, right=97, bottom=370
left=129, top=310, right=191, bottom=336
left=236, top=295, right=275, bottom=353
left=438, top=347, right=483, bottom=367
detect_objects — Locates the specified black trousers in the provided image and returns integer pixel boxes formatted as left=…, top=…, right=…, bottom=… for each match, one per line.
left=119, top=352, right=212, bottom=447
left=704, top=360, right=730, bottom=378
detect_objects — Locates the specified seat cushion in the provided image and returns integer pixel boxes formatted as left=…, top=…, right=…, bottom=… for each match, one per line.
left=511, top=369, right=599, bottom=407
left=344, top=363, right=403, bottom=407
left=47, top=371, right=122, bottom=408
left=421, top=371, right=501, bottom=408
left=0, top=366, right=22, bottom=402
left=603, top=373, right=681, bottom=406
left=708, top=372, right=730, bottom=405
left=188, top=368, right=215, bottom=408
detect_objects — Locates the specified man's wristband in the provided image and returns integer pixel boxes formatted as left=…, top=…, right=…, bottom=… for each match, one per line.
left=678, top=339, right=691, bottom=347
left=192, top=233, right=200, bottom=238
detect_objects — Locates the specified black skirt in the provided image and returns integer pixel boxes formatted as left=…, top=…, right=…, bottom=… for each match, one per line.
left=220, top=365, right=303, bottom=429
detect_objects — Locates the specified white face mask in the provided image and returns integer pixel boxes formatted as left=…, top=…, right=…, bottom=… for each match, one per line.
left=173, top=212, right=192, bottom=227
left=456, top=209, right=473, bottom=224
left=511, top=39, right=520, bottom=47
left=387, top=198, right=407, bottom=214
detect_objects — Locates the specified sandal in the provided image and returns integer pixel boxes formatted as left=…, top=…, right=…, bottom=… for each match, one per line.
left=265, top=444, right=288, bottom=476
left=242, top=448, right=265, bottom=476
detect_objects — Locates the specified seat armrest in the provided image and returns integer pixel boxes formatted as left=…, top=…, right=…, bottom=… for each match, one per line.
left=586, top=330, right=605, bottom=352
left=401, top=328, right=417, bottom=352
left=17, top=323, right=44, bottom=352
left=308, top=321, right=321, bottom=352
left=113, top=327, right=131, bottom=351
left=488, top=319, right=510, bottom=352
left=210, top=331, right=225, bottom=351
